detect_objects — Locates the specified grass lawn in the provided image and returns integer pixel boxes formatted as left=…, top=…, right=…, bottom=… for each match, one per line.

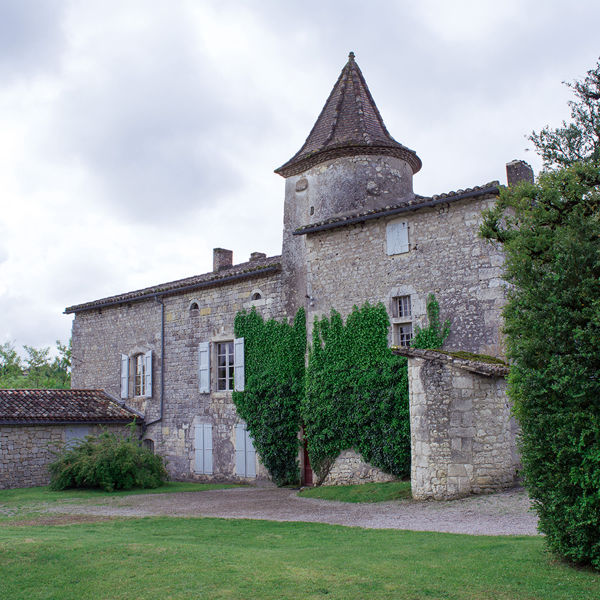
left=0, top=481, right=240, bottom=506
left=298, top=481, right=411, bottom=503
left=0, top=482, right=241, bottom=524
left=0, top=516, right=599, bottom=599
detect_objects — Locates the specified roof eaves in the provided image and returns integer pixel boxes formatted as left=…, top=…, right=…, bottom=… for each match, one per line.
left=293, top=183, right=500, bottom=236
left=65, top=262, right=282, bottom=314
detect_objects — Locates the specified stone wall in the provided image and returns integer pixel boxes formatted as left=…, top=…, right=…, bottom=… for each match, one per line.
left=71, top=270, right=284, bottom=483
left=320, top=449, right=396, bottom=486
left=0, top=423, right=131, bottom=489
left=300, top=196, right=505, bottom=355
left=409, top=357, right=519, bottom=500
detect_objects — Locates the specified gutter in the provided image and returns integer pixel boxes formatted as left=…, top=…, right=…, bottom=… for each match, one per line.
left=293, top=186, right=500, bottom=236
left=143, top=295, right=165, bottom=432
left=65, top=264, right=280, bottom=314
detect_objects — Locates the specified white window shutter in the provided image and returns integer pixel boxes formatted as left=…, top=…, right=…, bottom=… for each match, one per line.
left=234, top=337, right=245, bottom=391
left=144, top=350, right=152, bottom=398
left=386, top=221, right=409, bottom=255
left=198, top=342, right=210, bottom=393
left=194, top=424, right=204, bottom=473
left=246, top=428, right=256, bottom=477
left=203, top=423, right=213, bottom=475
left=235, top=423, right=246, bottom=476
left=120, top=354, right=129, bottom=399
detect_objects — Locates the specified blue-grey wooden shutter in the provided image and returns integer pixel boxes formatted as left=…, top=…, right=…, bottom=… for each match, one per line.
left=120, top=354, right=129, bottom=399
left=235, top=423, right=245, bottom=476
left=65, top=425, right=90, bottom=447
left=203, top=423, right=213, bottom=474
left=386, top=221, right=409, bottom=255
left=144, top=350, right=152, bottom=397
left=245, top=428, right=256, bottom=477
left=233, top=337, right=245, bottom=391
left=194, top=424, right=204, bottom=473
left=198, top=342, right=210, bottom=393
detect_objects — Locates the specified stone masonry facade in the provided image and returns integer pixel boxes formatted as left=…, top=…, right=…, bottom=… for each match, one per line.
left=65, top=53, right=527, bottom=495
left=0, top=424, right=131, bottom=489
left=407, top=354, right=518, bottom=499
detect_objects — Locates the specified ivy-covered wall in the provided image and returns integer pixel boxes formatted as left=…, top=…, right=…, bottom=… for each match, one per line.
left=234, top=297, right=449, bottom=486
left=303, top=303, right=410, bottom=481
left=233, top=308, right=306, bottom=486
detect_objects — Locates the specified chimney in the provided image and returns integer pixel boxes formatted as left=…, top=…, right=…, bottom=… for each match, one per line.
left=250, top=252, right=267, bottom=262
left=213, top=248, right=233, bottom=271
left=506, top=160, right=534, bottom=186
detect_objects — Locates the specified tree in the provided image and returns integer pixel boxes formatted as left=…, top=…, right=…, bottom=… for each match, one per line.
left=480, top=162, right=600, bottom=570
left=0, top=340, right=71, bottom=389
left=529, top=58, right=600, bottom=168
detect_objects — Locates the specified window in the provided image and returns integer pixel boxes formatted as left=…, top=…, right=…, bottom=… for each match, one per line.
left=386, top=220, right=409, bottom=255
left=194, top=423, right=213, bottom=474
left=235, top=423, right=257, bottom=477
left=143, top=438, right=155, bottom=453
left=190, top=301, right=199, bottom=312
left=394, top=323, right=413, bottom=347
left=198, top=338, right=244, bottom=393
left=391, top=295, right=413, bottom=347
left=217, top=342, right=234, bottom=391
left=120, top=351, right=152, bottom=399
left=250, top=292, right=262, bottom=301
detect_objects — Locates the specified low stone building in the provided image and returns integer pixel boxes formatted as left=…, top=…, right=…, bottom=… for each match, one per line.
left=65, top=53, right=529, bottom=496
left=0, top=389, right=142, bottom=489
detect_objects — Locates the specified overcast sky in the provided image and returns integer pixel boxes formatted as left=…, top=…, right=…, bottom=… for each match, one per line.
left=1, top=0, right=599, bottom=356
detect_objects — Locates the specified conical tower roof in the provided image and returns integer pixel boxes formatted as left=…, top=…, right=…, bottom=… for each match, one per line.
left=275, top=52, right=421, bottom=178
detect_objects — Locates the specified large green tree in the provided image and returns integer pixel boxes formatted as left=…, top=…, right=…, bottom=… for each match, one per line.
left=530, top=58, right=600, bottom=168
left=0, top=340, right=71, bottom=389
left=481, top=162, right=600, bottom=569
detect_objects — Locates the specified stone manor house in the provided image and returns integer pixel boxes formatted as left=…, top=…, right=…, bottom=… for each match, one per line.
left=63, top=53, right=530, bottom=498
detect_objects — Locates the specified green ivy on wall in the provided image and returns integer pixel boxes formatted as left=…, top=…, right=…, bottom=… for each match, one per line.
left=234, top=296, right=449, bottom=486
left=302, top=303, right=411, bottom=481
left=233, top=307, right=306, bottom=486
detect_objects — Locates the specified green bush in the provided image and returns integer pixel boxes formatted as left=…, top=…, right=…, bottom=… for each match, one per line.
left=481, top=161, right=600, bottom=570
left=49, top=427, right=168, bottom=492
left=233, top=308, right=306, bottom=486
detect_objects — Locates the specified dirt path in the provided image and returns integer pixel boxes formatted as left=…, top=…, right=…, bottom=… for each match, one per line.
left=44, top=486, right=539, bottom=536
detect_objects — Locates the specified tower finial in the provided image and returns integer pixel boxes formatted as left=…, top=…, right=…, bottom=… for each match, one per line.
left=348, top=51, right=355, bottom=61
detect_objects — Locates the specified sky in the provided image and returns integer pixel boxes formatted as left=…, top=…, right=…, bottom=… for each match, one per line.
left=1, top=0, right=599, bottom=356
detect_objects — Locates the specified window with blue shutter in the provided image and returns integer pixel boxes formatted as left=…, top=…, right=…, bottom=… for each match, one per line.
left=235, top=422, right=256, bottom=477
left=198, top=342, right=210, bottom=393
left=386, top=221, right=409, bottom=255
left=194, top=423, right=213, bottom=474
left=234, top=337, right=245, bottom=392
left=143, top=350, right=152, bottom=398
left=120, top=354, right=129, bottom=399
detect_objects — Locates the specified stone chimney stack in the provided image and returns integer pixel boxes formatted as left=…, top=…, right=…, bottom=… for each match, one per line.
left=250, top=252, right=266, bottom=261
left=213, top=248, right=233, bottom=271
left=506, top=160, right=534, bottom=186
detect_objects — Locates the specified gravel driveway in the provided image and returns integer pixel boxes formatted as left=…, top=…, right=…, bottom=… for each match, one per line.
left=45, top=486, right=539, bottom=536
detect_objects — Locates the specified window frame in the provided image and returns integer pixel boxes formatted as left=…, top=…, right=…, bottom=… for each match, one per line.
left=391, top=294, right=413, bottom=347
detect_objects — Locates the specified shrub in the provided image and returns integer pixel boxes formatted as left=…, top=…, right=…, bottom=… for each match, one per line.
left=49, top=427, right=168, bottom=492
left=481, top=162, right=600, bottom=570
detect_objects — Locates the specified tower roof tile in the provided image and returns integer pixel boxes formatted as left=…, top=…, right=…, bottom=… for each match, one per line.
left=275, top=52, right=421, bottom=177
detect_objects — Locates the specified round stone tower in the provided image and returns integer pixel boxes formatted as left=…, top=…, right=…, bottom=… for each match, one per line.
left=276, top=52, right=422, bottom=314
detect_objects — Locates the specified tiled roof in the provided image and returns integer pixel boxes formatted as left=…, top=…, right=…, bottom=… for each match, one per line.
left=293, top=182, right=500, bottom=235
left=0, top=389, right=143, bottom=425
left=275, top=52, right=421, bottom=178
left=65, top=255, right=282, bottom=314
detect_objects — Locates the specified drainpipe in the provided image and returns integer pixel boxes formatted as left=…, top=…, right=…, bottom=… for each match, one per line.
left=142, top=295, right=165, bottom=435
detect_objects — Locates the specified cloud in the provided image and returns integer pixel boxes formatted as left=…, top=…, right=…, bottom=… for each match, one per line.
left=0, top=0, right=67, bottom=81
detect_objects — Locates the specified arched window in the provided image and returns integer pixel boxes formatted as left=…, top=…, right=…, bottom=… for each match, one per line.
left=143, top=438, right=155, bottom=454
left=190, top=301, right=199, bottom=312
left=250, top=292, right=262, bottom=301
